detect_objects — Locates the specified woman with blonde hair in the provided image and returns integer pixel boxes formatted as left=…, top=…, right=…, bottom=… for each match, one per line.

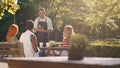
left=62, top=25, right=75, bottom=48
left=58, top=25, right=75, bottom=56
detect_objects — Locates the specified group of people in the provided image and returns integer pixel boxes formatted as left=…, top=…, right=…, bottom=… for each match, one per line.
left=6, top=8, right=75, bottom=57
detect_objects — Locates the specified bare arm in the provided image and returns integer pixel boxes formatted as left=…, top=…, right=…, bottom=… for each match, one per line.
left=31, top=35, right=38, bottom=52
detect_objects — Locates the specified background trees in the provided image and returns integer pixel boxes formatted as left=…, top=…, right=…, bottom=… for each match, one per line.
left=0, top=0, right=120, bottom=41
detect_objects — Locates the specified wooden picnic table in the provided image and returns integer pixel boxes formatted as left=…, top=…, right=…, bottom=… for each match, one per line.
left=39, top=47, right=68, bottom=56
left=5, top=57, right=120, bottom=68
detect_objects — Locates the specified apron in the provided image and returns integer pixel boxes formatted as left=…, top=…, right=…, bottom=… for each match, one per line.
left=35, top=18, right=48, bottom=47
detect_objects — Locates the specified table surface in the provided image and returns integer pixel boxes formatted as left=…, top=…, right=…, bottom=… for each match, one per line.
left=5, top=57, right=120, bottom=66
left=39, top=47, right=68, bottom=50
left=0, top=62, right=8, bottom=68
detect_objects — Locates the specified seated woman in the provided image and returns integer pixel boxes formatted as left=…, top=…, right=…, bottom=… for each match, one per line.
left=52, top=25, right=75, bottom=56
left=4, top=24, right=19, bottom=57
left=60, top=25, right=75, bottom=56
left=62, top=25, right=75, bottom=48
left=6, top=24, right=19, bottom=43
left=20, top=20, right=39, bottom=57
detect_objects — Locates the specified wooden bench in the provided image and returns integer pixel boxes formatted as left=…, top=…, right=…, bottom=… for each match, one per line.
left=0, top=42, right=24, bottom=57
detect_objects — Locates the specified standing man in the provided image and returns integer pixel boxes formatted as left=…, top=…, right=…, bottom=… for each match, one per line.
left=34, top=7, right=53, bottom=47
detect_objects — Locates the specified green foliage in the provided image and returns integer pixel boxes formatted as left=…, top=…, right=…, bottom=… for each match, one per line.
left=0, top=0, right=19, bottom=20
left=69, top=33, right=89, bottom=48
left=86, top=39, right=120, bottom=57
left=86, top=46, right=120, bottom=57
left=69, top=0, right=120, bottom=30
left=92, top=38, right=120, bottom=46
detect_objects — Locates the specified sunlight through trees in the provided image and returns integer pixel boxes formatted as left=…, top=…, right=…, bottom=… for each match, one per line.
left=0, top=0, right=19, bottom=19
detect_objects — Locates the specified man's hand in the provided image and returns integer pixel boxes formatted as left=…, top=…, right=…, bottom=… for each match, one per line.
left=34, top=28, right=39, bottom=32
left=39, top=28, right=52, bottom=33
left=39, top=28, right=45, bottom=32
left=34, top=28, right=52, bottom=33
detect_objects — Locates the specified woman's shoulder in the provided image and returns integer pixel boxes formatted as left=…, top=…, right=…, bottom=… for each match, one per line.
left=10, top=36, right=18, bottom=43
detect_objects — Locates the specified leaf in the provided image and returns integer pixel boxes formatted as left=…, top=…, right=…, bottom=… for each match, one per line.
left=106, top=19, right=118, bottom=30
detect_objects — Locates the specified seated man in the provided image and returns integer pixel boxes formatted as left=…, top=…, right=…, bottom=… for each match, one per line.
left=20, top=20, right=39, bottom=57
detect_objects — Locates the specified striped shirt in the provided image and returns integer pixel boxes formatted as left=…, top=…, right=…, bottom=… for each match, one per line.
left=62, top=39, right=69, bottom=48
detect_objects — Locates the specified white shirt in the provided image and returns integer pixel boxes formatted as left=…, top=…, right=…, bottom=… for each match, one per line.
left=19, top=30, right=39, bottom=57
left=34, top=16, right=53, bottom=30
